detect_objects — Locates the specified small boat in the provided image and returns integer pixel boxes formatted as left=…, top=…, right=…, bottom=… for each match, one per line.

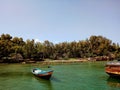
left=32, top=68, right=53, bottom=80
left=105, top=61, right=120, bottom=77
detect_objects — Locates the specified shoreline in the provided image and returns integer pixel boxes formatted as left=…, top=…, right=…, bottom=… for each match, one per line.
left=0, top=57, right=111, bottom=64
left=16, top=59, right=89, bottom=64
left=33, top=59, right=91, bottom=65
left=43, top=59, right=88, bottom=63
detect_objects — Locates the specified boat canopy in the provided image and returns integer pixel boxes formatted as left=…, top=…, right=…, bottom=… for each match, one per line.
left=106, top=61, right=120, bottom=66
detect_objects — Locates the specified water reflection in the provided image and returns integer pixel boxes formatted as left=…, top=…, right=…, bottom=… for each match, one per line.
left=51, top=76, right=61, bottom=82
left=0, top=71, right=32, bottom=78
left=107, top=76, right=120, bottom=87
left=33, top=76, right=53, bottom=90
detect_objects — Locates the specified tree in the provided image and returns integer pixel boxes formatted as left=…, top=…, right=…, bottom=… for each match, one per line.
left=12, top=37, right=25, bottom=56
left=0, top=34, right=13, bottom=59
left=1, top=34, right=12, bottom=40
left=23, top=39, right=36, bottom=59
left=43, top=40, right=54, bottom=59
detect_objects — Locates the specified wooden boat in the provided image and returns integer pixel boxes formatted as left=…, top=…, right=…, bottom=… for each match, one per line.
left=105, top=61, right=120, bottom=77
left=32, top=68, right=53, bottom=80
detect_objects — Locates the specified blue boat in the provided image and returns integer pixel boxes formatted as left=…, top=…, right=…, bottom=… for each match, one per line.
left=32, top=68, right=53, bottom=80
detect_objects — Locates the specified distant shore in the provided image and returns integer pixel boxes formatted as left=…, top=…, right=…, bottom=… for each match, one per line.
left=18, top=58, right=89, bottom=64
left=23, top=56, right=114, bottom=64
left=42, top=59, right=88, bottom=63
left=0, top=56, right=113, bottom=64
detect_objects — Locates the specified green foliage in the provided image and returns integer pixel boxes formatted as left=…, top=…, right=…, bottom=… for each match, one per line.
left=0, top=34, right=119, bottom=62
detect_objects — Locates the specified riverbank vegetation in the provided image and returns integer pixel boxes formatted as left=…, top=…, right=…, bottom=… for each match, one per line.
left=0, top=33, right=120, bottom=63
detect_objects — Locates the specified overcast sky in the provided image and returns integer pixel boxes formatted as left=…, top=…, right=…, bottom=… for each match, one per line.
left=0, top=0, right=120, bottom=44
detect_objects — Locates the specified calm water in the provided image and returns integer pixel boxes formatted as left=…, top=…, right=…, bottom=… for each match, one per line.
left=0, top=61, right=120, bottom=90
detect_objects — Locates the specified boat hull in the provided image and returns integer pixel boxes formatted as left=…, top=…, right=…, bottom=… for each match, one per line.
left=106, top=72, right=120, bottom=77
left=105, top=61, right=120, bottom=78
left=32, top=68, right=53, bottom=80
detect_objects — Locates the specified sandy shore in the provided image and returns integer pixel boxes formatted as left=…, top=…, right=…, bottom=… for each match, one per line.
left=36, top=59, right=88, bottom=65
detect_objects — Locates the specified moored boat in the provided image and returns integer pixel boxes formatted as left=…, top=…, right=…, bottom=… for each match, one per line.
left=32, top=68, right=53, bottom=80
left=105, top=61, right=120, bottom=77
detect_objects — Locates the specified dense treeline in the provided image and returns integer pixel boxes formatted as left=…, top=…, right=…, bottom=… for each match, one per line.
left=0, top=33, right=120, bottom=62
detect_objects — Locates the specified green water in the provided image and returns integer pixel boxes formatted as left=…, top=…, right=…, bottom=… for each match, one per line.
left=0, top=61, right=120, bottom=90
